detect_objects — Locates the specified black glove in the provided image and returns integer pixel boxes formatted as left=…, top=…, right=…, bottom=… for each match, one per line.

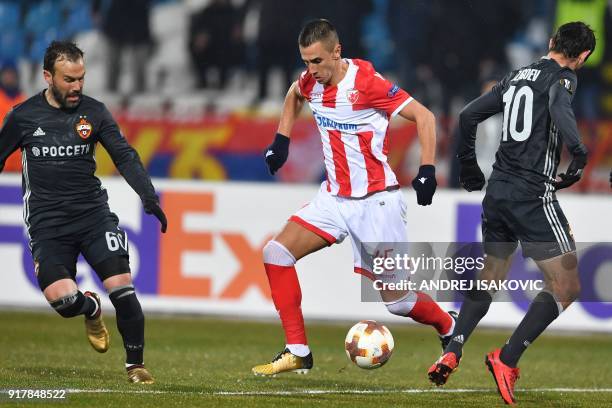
left=552, top=154, right=587, bottom=190
left=459, top=157, right=486, bottom=192
left=264, top=133, right=290, bottom=175
left=411, top=165, right=437, bottom=206
left=143, top=199, right=167, bottom=233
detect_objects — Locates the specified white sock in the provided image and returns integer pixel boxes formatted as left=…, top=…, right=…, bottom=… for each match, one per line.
left=286, top=344, right=310, bottom=357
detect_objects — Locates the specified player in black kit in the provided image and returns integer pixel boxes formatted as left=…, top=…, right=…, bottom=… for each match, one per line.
left=0, top=41, right=167, bottom=384
left=427, top=22, right=595, bottom=404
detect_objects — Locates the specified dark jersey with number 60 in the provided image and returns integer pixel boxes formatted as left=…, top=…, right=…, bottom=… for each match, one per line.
left=0, top=91, right=157, bottom=241
left=458, top=57, right=588, bottom=197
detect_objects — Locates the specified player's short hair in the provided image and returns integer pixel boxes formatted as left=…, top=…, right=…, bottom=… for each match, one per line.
left=43, top=40, right=84, bottom=74
left=298, top=19, right=339, bottom=51
left=550, top=22, right=596, bottom=61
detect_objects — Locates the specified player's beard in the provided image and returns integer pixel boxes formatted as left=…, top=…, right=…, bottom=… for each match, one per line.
left=50, top=82, right=81, bottom=109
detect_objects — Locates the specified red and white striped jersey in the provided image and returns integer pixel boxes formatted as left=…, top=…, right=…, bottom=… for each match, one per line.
left=297, top=58, right=412, bottom=198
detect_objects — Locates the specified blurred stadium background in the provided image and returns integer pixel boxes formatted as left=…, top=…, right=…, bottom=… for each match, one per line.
left=0, top=1, right=611, bottom=406
left=0, top=0, right=610, bottom=188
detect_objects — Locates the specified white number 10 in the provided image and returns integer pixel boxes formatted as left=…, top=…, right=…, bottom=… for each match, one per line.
left=502, top=85, right=533, bottom=142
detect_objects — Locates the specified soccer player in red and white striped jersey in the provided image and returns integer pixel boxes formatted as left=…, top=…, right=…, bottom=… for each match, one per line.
left=252, top=19, right=455, bottom=376
left=296, top=56, right=411, bottom=197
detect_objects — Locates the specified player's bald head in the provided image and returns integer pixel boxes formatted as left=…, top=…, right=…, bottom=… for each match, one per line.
left=298, top=19, right=339, bottom=52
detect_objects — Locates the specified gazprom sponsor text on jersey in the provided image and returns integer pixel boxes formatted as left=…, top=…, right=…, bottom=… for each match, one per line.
left=314, top=114, right=358, bottom=132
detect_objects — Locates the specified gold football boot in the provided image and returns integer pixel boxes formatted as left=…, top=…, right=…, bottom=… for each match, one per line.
left=252, top=348, right=313, bottom=376
left=83, top=291, right=110, bottom=353
left=127, top=365, right=155, bottom=384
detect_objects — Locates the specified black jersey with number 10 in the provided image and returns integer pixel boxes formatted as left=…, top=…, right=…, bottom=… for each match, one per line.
left=458, top=57, right=588, bottom=197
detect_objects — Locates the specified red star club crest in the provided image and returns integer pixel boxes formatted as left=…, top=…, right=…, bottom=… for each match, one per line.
left=346, top=89, right=360, bottom=104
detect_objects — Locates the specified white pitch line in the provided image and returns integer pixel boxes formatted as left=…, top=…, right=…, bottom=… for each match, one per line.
left=214, top=388, right=612, bottom=396
left=1, top=388, right=612, bottom=397
left=58, top=388, right=612, bottom=396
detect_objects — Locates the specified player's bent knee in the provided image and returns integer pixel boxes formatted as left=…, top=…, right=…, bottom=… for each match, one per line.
left=49, top=291, right=86, bottom=318
left=93, top=256, right=130, bottom=283
left=263, top=240, right=296, bottom=267
left=569, top=280, right=581, bottom=302
left=103, top=273, right=132, bottom=292
left=42, top=278, right=78, bottom=302
left=385, top=291, right=418, bottom=317
left=570, top=283, right=581, bottom=303
left=37, top=262, right=76, bottom=292
left=556, top=281, right=581, bottom=305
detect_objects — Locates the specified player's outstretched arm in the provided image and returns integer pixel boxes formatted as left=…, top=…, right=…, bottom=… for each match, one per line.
left=97, top=106, right=167, bottom=232
left=278, top=81, right=305, bottom=137
left=398, top=100, right=437, bottom=205
left=398, top=99, right=435, bottom=165
left=549, top=74, right=588, bottom=190
left=456, top=89, right=503, bottom=191
left=0, top=110, right=23, bottom=174
left=264, top=81, right=304, bottom=175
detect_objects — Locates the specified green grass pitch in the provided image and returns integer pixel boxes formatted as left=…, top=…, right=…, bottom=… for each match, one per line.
left=1, top=310, right=611, bottom=407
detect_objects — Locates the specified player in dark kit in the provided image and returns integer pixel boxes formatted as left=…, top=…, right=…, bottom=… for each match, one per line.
left=0, top=41, right=167, bottom=383
left=427, top=22, right=595, bottom=405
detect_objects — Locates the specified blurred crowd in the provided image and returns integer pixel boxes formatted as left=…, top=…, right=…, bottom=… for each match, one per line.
left=0, top=0, right=610, bottom=188
left=0, top=0, right=608, bottom=113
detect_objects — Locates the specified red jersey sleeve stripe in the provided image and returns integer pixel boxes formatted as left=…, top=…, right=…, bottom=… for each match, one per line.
left=351, top=59, right=371, bottom=111
left=323, top=85, right=338, bottom=108
left=298, top=71, right=316, bottom=100
left=357, top=131, right=386, bottom=193
left=352, top=58, right=412, bottom=117
left=328, top=130, right=352, bottom=196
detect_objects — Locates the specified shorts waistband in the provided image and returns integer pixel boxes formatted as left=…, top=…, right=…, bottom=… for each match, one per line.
left=336, top=185, right=400, bottom=200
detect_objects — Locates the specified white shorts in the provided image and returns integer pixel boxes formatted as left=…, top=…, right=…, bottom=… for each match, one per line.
left=290, top=183, right=409, bottom=281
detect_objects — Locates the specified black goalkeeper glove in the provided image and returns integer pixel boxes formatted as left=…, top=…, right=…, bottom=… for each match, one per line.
left=143, top=198, right=167, bottom=233
left=411, top=165, right=437, bottom=206
left=264, top=133, right=290, bottom=175
left=459, top=157, right=486, bottom=192
left=552, top=154, right=587, bottom=190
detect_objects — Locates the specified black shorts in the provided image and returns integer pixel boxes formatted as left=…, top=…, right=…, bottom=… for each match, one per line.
left=30, top=212, right=130, bottom=290
left=482, top=180, right=576, bottom=261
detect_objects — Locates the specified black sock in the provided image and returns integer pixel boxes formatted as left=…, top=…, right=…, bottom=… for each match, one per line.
left=445, top=289, right=492, bottom=359
left=500, top=291, right=560, bottom=368
left=109, top=285, right=145, bottom=366
left=50, top=291, right=97, bottom=318
left=83, top=295, right=98, bottom=318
